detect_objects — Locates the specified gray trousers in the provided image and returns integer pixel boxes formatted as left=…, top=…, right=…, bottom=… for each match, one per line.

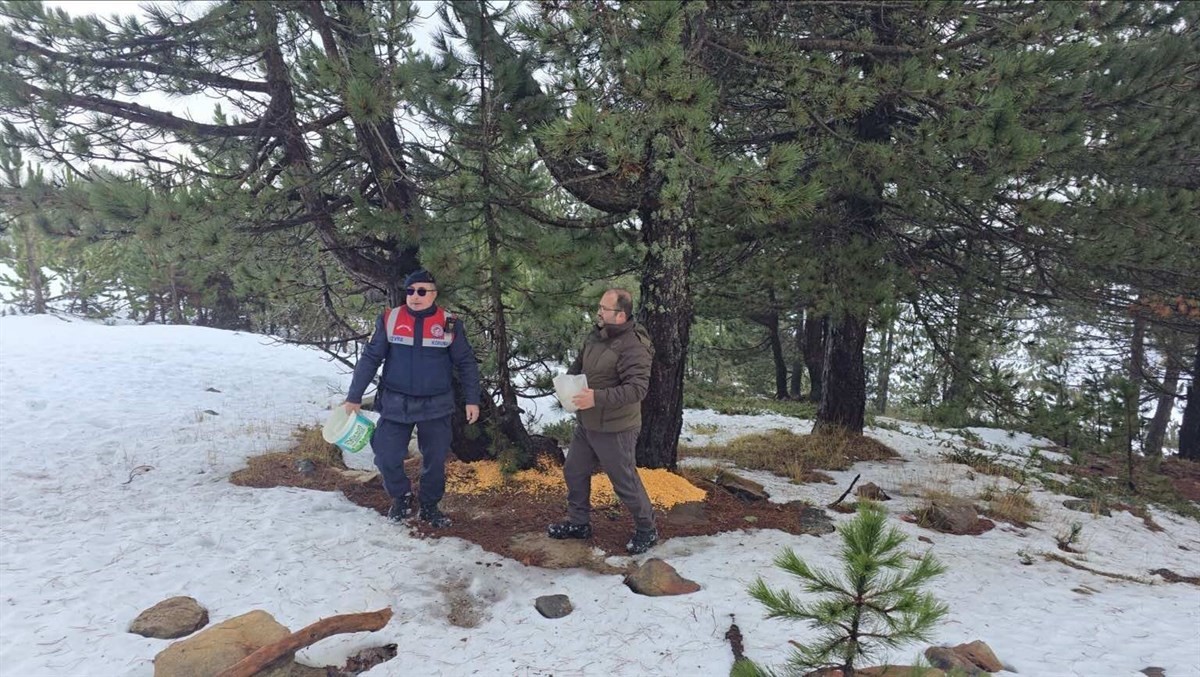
left=564, top=425, right=656, bottom=532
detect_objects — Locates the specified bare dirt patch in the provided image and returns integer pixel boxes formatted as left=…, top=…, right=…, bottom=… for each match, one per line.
left=234, top=451, right=838, bottom=566
left=1160, top=458, right=1200, bottom=502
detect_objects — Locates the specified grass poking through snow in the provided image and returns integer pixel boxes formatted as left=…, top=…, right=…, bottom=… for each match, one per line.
left=680, top=429, right=898, bottom=484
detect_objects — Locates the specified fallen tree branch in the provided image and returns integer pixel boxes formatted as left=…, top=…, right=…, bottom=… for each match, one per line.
left=216, top=608, right=393, bottom=677
left=827, top=474, right=862, bottom=508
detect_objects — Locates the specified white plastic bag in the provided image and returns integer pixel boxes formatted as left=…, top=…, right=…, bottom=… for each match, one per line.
left=553, top=373, right=589, bottom=413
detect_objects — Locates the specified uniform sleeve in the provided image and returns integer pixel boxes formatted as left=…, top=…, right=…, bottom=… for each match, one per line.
left=449, top=317, right=482, bottom=406
left=593, top=338, right=652, bottom=408
left=346, top=314, right=388, bottom=403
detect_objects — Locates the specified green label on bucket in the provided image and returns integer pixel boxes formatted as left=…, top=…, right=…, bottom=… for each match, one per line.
left=338, top=418, right=374, bottom=453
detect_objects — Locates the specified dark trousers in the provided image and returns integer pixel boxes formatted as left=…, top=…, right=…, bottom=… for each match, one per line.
left=563, top=425, right=655, bottom=531
left=370, top=415, right=452, bottom=506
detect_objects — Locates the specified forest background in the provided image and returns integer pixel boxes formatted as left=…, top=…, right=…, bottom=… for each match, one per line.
left=1, top=0, right=1197, bottom=473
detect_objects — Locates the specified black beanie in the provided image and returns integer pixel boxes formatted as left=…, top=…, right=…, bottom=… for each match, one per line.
left=404, top=269, right=436, bottom=287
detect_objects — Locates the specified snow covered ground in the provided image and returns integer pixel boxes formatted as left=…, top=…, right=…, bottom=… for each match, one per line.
left=1, top=314, right=1198, bottom=676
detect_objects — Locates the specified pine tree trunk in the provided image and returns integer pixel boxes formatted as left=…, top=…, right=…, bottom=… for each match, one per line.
left=1125, top=313, right=1146, bottom=488
left=20, top=222, right=46, bottom=314
left=874, top=315, right=894, bottom=415
left=168, top=263, right=184, bottom=324
left=636, top=205, right=696, bottom=470
left=815, top=13, right=895, bottom=437
left=1178, top=336, right=1200, bottom=461
left=942, top=277, right=979, bottom=424
left=767, top=312, right=788, bottom=399
left=815, top=313, right=868, bottom=435
left=476, top=21, right=536, bottom=468
left=1145, top=357, right=1180, bottom=459
left=803, top=311, right=826, bottom=403
left=790, top=310, right=804, bottom=398
left=750, top=306, right=789, bottom=400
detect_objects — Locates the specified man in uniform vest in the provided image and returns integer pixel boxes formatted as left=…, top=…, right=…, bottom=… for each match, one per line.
left=343, top=269, right=481, bottom=528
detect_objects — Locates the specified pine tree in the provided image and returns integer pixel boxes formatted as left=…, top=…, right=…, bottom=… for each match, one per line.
left=0, top=1, right=425, bottom=303
left=701, top=2, right=1200, bottom=435
left=454, top=1, right=820, bottom=467
left=742, top=505, right=948, bottom=677
left=409, top=1, right=634, bottom=467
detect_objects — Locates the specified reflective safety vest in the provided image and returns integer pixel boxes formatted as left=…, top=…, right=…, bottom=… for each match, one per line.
left=383, top=306, right=456, bottom=348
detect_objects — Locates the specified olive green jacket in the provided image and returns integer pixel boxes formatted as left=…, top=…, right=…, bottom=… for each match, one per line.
left=567, top=320, right=654, bottom=433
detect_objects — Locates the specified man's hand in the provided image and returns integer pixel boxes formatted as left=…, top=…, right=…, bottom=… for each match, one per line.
left=343, top=401, right=361, bottom=414
left=572, top=388, right=595, bottom=411
left=465, top=404, right=480, bottom=424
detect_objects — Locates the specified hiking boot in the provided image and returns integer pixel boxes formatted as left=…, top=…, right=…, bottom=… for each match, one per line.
left=387, top=493, right=415, bottom=522
left=419, top=503, right=452, bottom=528
left=547, top=521, right=592, bottom=540
left=626, top=528, right=658, bottom=554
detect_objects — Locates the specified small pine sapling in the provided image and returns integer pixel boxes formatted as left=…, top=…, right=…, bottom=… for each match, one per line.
left=738, top=504, right=948, bottom=677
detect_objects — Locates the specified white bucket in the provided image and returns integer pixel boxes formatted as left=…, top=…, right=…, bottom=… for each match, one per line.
left=553, top=374, right=589, bottom=413
left=322, top=407, right=376, bottom=454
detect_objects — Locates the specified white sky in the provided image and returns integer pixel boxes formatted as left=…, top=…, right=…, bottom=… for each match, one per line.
left=0, top=311, right=1197, bottom=676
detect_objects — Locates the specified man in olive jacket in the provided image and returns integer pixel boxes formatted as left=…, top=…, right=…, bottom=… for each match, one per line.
left=548, top=288, right=658, bottom=554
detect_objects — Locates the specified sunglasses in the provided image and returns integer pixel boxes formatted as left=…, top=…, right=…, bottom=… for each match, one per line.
left=406, top=287, right=436, bottom=297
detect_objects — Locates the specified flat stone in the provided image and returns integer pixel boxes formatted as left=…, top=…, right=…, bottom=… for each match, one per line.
left=508, top=532, right=623, bottom=574
left=924, top=500, right=978, bottom=535
left=713, top=470, right=769, bottom=501
left=129, top=596, right=209, bottom=639
left=534, top=594, right=573, bottom=619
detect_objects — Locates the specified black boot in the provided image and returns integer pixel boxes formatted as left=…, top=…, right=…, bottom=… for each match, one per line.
left=387, top=493, right=415, bottom=522
left=626, top=528, right=658, bottom=554
left=419, top=503, right=452, bottom=528
left=547, top=521, right=592, bottom=540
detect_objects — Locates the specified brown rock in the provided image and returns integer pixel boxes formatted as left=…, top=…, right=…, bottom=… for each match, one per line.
left=953, top=639, right=1004, bottom=672
left=925, top=646, right=985, bottom=675
left=624, top=558, right=701, bottom=596
left=713, top=470, right=769, bottom=501
left=923, top=500, right=979, bottom=535
left=129, top=596, right=209, bottom=639
left=153, top=610, right=306, bottom=677
left=856, top=482, right=892, bottom=501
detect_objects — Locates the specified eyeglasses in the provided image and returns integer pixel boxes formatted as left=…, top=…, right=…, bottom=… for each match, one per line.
left=406, top=287, right=436, bottom=297
left=598, top=305, right=621, bottom=313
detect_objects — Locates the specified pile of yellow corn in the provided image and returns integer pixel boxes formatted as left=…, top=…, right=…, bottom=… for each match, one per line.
left=446, top=458, right=706, bottom=509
